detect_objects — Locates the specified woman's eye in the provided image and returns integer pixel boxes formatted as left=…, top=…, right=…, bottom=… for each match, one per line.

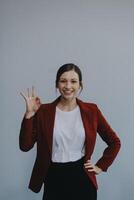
left=59, top=80, right=77, bottom=83
left=71, top=81, right=77, bottom=83
left=60, top=80, right=66, bottom=83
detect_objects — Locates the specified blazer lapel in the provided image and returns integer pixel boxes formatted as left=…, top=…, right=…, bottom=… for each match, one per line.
left=76, top=98, right=97, bottom=160
left=45, top=96, right=61, bottom=156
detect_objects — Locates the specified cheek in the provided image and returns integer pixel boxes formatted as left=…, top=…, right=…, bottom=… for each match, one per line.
left=57, top=83, right=62, bottom=89
left=57, top=85, right=64, bottom=93
left=58, top=85, right=64, bottom=90
left=75, top=85, right=81, bottom=90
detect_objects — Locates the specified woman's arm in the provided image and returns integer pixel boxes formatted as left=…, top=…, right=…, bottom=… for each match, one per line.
left=19, top=114, right=37, bottom=151
left=19, top=87, right=41, bottom=151
left=95, top=106, right=121, bottom=171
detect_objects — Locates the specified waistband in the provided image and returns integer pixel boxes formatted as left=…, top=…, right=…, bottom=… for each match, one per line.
left=50, top=156, right=85, bottom=167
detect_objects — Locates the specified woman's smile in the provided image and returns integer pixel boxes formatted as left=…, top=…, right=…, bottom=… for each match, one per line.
left=63, top=90, right=74, bottom=95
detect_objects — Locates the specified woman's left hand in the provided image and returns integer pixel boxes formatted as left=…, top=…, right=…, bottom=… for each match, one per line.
left=84, top=160, right=102, bottom=175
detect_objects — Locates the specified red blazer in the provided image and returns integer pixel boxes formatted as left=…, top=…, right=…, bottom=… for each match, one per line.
left=19, top=96, right=121, bottom=193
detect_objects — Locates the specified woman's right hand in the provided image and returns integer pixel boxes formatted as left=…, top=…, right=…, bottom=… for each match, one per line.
left=20, top=86, right=41, bottom=118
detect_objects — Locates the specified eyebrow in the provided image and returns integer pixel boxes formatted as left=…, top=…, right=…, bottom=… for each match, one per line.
left=59, top=78, right=79, bottom=81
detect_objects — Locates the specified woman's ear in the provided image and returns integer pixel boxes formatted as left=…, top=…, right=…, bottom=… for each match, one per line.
left=80, top=81, right=83, bottom=89
left=55, top=82, right=58, bottom=89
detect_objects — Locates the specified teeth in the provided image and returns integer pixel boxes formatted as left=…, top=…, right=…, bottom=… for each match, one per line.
left=64, top=91, right=73, bottom=94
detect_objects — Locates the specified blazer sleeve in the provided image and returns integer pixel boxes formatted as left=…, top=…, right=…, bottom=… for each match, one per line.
left=95, top=106, right=121, bottom=171
left=19, top=107, right=41, bottom=152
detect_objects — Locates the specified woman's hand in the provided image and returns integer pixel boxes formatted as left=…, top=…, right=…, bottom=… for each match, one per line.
left=84, top=160, right=102, bottom=175
left=20, top=86, right=41, bottom=118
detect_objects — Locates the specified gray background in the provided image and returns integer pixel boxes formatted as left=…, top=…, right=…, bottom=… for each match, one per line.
left=0, top=0, right=134, bottom=200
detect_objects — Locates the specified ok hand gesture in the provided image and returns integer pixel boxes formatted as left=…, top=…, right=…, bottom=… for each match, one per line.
left=20, top=86, right=41, bottom=118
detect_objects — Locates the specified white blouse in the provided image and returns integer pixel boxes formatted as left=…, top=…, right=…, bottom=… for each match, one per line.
left=52, top=105, right=85, bottom=162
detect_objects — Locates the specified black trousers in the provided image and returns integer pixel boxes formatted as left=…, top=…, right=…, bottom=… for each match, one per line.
left=43, top=157, right=97, bottom=200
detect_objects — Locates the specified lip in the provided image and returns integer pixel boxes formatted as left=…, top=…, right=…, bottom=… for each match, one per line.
left=63, top=91, right=73, bottom=95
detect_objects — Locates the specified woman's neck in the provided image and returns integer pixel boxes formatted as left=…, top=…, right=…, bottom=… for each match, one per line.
left=57, top=96, right=77, bottom=111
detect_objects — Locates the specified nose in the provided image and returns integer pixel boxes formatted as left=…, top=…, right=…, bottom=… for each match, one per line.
left=65, top=81, right=72, bottom=89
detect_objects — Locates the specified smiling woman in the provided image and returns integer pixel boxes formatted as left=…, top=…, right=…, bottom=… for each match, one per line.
left=55, top=64, right=83, bottom=111
left=19, top=63, right=121, bottom=200
left=58, top=73, right=79, bottom=98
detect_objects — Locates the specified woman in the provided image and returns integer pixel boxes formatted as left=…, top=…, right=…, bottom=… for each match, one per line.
left=19, top=63, right=121, bottom=200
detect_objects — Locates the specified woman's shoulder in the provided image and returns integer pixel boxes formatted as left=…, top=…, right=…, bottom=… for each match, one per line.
left=38, top=103, right=52, bottom=110
left=77, top=98, right=98, bottom=107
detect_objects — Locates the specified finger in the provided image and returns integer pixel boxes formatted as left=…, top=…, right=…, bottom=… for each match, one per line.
left=27, top=88, right=30, bottom=97
left=84, top=161, right=94, bottom=167
left=32, top=86, right=35, bottom=97
left=36, top=97, right=41, bottom=105
left=84, top=163, right=91, bottom=166
left=84, top=160, right=92, bottom=165
left=36, top=97, right=39, bottom=101
left=86, top=160, right=91, bottom=163
left=20, top=92, right=26, bottom=100
left=84, top=163, right=92, bottom=167
left=84, top=164, right=94, bottom=169
left=88, top=168, right=95, bottom=172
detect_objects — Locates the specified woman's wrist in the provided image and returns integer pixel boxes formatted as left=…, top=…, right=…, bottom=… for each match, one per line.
left=25, top=111, right=35, bottom=119
left=94, top=165, right=102, bottom=174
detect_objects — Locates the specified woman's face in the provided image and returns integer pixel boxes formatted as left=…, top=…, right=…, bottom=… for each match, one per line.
left=57, top=70, right=81, bottom=100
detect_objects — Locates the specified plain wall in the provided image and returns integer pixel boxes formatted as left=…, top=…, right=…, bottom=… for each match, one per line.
left=1, top=0, right=134, bottom=199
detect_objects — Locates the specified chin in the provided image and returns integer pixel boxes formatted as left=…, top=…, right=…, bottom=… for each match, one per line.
left=62, top=94, right=76, bottom=100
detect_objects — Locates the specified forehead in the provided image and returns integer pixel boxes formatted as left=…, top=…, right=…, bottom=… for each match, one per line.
left=60, top=70, right=79, bottom=79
